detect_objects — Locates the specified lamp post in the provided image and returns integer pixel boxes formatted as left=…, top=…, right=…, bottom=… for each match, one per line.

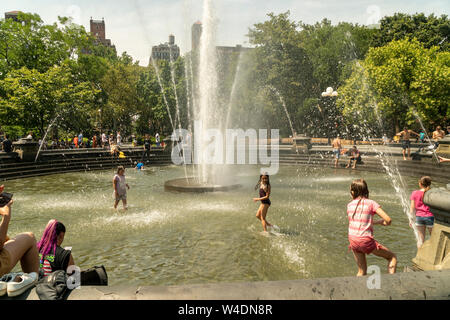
left=320, top=87, right=338, bottom=144
left=98, top=109, right=102, bottom=134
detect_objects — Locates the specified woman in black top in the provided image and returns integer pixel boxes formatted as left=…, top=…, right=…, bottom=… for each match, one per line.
left=253, top=174, right=273, bottom=232
left=37, top=220, right=75, bottom=277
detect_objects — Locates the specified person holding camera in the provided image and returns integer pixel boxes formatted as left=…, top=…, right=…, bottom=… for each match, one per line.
left=0, top=185, right=40, bottom=297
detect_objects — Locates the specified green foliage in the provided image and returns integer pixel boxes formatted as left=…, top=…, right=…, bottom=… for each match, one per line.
left=0, top=10, right=447, bottom=141
left=338, top=39, right=450, bottom=135
left=371, top=13, right=450, bottom=51
left=0, top=64, right=98, bottom=135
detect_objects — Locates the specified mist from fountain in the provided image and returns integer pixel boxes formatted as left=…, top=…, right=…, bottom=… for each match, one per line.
left=151, top=58, right=175, bottom=131
left=184, top=56, right=193, bottom=132
left=169, top=47, right=182, bottom=130
left=224, top=50, right=244, bottom=131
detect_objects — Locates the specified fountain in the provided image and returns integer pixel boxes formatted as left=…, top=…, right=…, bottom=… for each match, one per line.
left=12, top=138, right=39, bottom=162
left=164, top=0, right=242, bottom=193
left=436, top=133, right=450, bottom=157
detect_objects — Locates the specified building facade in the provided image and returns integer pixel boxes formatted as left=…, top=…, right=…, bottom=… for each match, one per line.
left=191, top=21, right=252, bottom=54
left=4, top=11, right=21, bottom=22
left=150, top=35, right=181, bottom=63
left=191, top=21, right=202, bottom=51
left=89, top=18, right=116, bottom=50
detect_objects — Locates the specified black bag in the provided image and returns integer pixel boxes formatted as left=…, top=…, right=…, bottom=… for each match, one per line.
left=81, top=265, right=108, bottom=286
left=36, top=270, right=71, bottom=300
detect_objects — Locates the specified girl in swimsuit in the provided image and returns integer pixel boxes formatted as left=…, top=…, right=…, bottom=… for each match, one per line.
left=253, top=174, right=272, bottom=232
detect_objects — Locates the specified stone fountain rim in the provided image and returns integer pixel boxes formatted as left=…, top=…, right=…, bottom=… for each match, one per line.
left=164, top=177, right=242, bottom=193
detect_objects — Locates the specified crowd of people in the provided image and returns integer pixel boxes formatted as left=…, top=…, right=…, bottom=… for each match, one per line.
left=330, top=125, right=449, bottom=166
left=0, top=131, right=163, bottom=153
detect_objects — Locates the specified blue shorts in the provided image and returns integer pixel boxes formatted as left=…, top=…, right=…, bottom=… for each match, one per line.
left=333, top=149, right=340, bottom=159
left=416, top=216, right=434, bottom=227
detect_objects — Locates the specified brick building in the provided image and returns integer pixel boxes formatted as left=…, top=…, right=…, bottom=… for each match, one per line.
left=89, top=17, right=116, bottom=50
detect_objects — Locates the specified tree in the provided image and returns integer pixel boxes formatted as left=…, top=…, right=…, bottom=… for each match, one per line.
left=338, top=39, right=450, bottom=135
left=247, top=11, right=314, bottom=136
left=371, top=13, right=450, bottom=51
left=0, top=64, right=98, bottom=135
left=99, top=61, right=141, bottom=135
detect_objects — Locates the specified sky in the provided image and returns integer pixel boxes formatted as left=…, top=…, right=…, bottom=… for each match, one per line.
left=2, top=0, right=449, bottom=66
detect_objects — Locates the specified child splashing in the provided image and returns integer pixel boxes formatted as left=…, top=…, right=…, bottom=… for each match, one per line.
left=253, top=174, right=272, bottom=232
left=347, top=179, right=397, bottom=276
left=113, top=166, right=130, bottom=210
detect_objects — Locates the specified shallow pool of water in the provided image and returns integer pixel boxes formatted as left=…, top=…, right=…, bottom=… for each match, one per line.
left=5, top=165, right=442, bottom=286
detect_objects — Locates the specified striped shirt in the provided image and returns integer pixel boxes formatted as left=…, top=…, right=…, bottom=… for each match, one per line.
left=347, top=198, right=380, bottom=238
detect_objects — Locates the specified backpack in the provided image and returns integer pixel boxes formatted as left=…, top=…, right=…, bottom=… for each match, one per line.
left=36, top=270, right=71, bottom=300
left=81, top=265, right=108, bottom=286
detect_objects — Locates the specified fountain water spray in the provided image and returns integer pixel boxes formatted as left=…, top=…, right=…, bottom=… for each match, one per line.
left=268, top=85, right=296, bottom=138
left=150, top=58, right=175, bottom=131
left=351, top=61, right=423, bottom=247
left=35, top=114, right=61, bottom=162
left=196, top=0, right=219, bottom=183
left=224, top=50, right=244, bottom=131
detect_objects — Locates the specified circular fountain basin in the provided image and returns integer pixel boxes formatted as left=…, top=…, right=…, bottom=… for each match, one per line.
left=165, top=177, right=242, bottom=192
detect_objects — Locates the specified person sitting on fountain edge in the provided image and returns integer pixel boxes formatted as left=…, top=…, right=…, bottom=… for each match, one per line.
left=36, top=219, right=75, bottom=277
left=438, top=156, right=450, bottom=163
left=0, top=185, right=40, bottom=297
left=347, top=179, right=397, bottom=276
left=410, top=176, right=433, bottom=249
left=346, top=146, right=360, bottom=169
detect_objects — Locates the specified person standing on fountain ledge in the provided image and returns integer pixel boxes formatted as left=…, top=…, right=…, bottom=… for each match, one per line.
left=113, top=166, right=130, bottom=210
left=410, top=176, right=433, bottom=248
left=331, top=135, right=342, bottom=168
left=253, top=174, right=273, bottom=232
left=347, top=179, right=397, bottom=276
left=395, top=127, right=420, bottom=160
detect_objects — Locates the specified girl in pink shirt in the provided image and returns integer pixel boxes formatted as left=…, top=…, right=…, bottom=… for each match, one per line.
left=347, top=179, right=397, bottom=276
left=410, top=176, right=433, bottom=248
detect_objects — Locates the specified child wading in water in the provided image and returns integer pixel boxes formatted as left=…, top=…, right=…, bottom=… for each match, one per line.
left=253, top=174, right=272, bottom=232
left=113, top=166, right=130, bottom=210
left=347, top=179, right=397, bottom=276
left=410, top=176, right=433, bottom=248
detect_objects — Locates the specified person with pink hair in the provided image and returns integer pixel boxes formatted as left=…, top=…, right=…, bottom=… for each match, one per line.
left=37, top=220, right=75, bottom=277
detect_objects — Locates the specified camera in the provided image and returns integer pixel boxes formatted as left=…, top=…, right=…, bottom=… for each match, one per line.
left=0, top=192, right=13, bottom=207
